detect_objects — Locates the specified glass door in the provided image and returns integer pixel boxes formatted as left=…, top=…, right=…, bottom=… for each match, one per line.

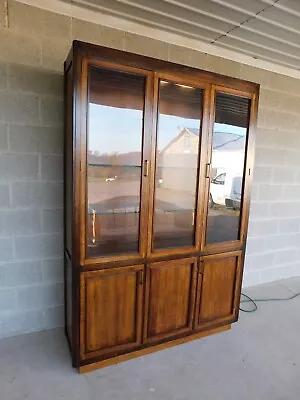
left=149, top=76, right=205, bottom=255
left=84, top=62, right=152, bottom=261
left=203, top=87, right=252, bottom=250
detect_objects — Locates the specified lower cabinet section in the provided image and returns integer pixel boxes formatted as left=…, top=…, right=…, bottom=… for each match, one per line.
left=80, top=265, right=144, bottom=360
left=79, top=252, right=243, bottom=368
left=195, top=252, right=242, bottom=329
left=143, top=258, right=197, bottom=343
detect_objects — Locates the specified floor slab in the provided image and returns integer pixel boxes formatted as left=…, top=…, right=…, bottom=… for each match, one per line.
left=0, top=278, right=300, bottom=400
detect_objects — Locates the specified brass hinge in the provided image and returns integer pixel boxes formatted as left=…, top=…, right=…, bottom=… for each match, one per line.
left=205, top=163, right=211, bottom=179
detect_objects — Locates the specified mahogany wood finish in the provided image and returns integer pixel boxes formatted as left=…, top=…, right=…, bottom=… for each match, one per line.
left=64, top=41, right=259, bottom=372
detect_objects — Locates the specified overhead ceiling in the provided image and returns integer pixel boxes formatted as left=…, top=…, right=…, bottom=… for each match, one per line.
left=20, top=0, right=300, bottom=76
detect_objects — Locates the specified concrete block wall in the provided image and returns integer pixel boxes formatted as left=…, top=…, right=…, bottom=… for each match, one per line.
left=0, top=1, right=299, bottom=338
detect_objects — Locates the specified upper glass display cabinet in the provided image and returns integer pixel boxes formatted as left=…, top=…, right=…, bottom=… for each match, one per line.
left=205, top=90, right=251, bottom=247
left=80, top=58, right=256, bottom=262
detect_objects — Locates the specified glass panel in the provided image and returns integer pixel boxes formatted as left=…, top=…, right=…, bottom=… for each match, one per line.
left=153, top=80, right=203, bottom=250
left=206, top=92, right=251, bottom=245
left=87, top=67, right=145, bottom=257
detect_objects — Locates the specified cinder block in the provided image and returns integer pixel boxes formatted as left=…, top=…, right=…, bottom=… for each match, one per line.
left=0, top=288, right=17, bottom=311
left=239, top=64, right=271, bottom=86
left=249, top=202, right=270, bottom=219
left=0, top=184, right=10, bottom=208
left=42, top=258, right=63, bottom=283
left=248, top=219, right=278, bottom=237
left=206, top=55, right=242, bottom=78
left=0, top=29, right=41, bottom=66
left=246, top=252, right=275, bottom=271
left=0, top=238, right=13, bottom=262
left=253, top=166, right=272, bottom=184
left=269, top=202, right=300, bottom=218
left=0, top=61, right=7, bottom=89
left=17, top=283, right=64, bottom=310
left=0, top=309, right=44, bottom=339
left=0, top=261, right=42, bottom=287
left=72, top=19, right=125, bottom=50
left=288, top=233, right=300, bottom=247
left=260, top=264, right=300, bottom=285
left=12, top=182, right=63, bottom=209
left=41, top=183, right=63, bottom=208
left=9, top=125, right=63, bottom=154
left=9, top=1, right=71, bottom=40
left=265, top=235, right=290, bottom=251
left=14, top=235, right=44, bottom=261
left=125, top=33, right=169, bottom=60
left=9, top=64, right=63, bottom=97
left=40, top=97, right=63, bottom=126
left=42, top=305, right=64, bottom=329
left=272, top=167, right=296, bottom=184
left=11, top=182, right=42, bottom=208
left=0, top=122, right=8, bottom=151
left=259, top=184, right=282, bottom=202
left=278, top=218, right=300, bottom=234
left=274, top=249, right=298, bottom=265
left=258, top=88, right=280, bottom=110
left=268, top=71, right=300, bottom=96
left=0, top=90, right=39, bottom=124
left=255, top=148, right=285, bottom=167
left=245, top=237, right=265, bottom=255
left=42, top=233, right=63, bottom=258
left=168, top=45, right=204, bottom=68
left=284, top=185, right=300, bottom=201
left=41, top=38, right=70, bottom=71
left=242, top=269, right=261, bottom=288
left=0, top=209, right=42, bottom=236
left=0, top=154, right=39, bottom=182
left=42, top=209, right=63, bottom=233
left=41, top=155, right=63, bottom=181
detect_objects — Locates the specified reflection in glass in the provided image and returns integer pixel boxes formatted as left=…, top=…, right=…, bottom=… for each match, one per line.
left=153, top=80, right=202, bottom=250
left=87, top=67, right=145, bottom=257
left=206, top=92, right=250, bottom=244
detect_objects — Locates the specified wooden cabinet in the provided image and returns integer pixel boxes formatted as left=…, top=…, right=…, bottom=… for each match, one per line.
left=80, top=266, right=144, bottom=360
left=64, top=41, right=259, bottom=372
left=144, top=258, right=197, bottom=343
left=195, top=253, right=242, bottom=329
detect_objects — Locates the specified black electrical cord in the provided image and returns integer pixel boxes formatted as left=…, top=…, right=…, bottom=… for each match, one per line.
left=239, top=291, right=300, bottom=313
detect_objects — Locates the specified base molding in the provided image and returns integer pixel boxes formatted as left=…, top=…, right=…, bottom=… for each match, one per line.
left=79, top=324, right=231, bottom=373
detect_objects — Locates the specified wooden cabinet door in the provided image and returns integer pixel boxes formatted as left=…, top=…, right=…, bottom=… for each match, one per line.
left=195, top=252, right=242, bottom=329
left=144, top=258, right=197, bottom=343
left=80, top=265, right=144, bottom=360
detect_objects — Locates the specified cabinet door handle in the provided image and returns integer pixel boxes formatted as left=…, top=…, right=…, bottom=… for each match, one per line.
left=138, top=270, right=144, bottom=285
left=143, top=160, right=150, bottom=177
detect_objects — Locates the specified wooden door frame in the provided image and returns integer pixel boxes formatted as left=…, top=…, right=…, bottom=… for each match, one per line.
left=78, top=58, right=154, bottom=267
left=200, top=86, right=258, bottom=254
left=146, top=72, right=210, bottom=259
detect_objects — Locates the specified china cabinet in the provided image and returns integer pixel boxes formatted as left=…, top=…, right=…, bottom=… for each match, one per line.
left=64, top=41, right=259, bottom=372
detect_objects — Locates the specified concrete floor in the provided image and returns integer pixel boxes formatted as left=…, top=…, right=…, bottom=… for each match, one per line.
left=1, top=277, right=300, bottom=400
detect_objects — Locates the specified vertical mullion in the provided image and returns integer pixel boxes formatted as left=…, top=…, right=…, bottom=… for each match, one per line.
left=195, top=84, right=211, bottom=252
left=146, top=74, right=159, bottom=257
left=200, top=85, right=216, bottom=251
left=140, top=73, right=155, bottom=258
